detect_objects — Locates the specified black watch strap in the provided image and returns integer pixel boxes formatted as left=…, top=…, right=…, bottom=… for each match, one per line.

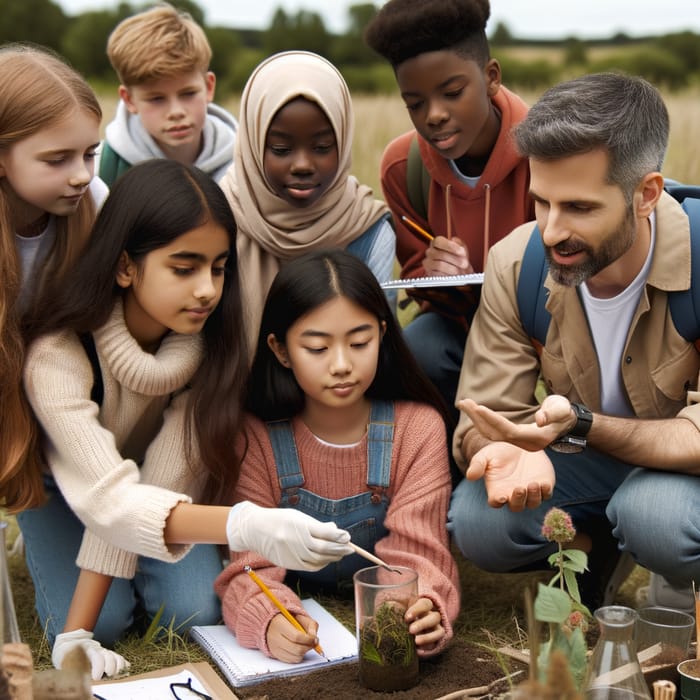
left=570, top=403, right=593, bottom=438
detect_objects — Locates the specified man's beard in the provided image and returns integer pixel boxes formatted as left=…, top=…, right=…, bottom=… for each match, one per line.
left=544, top=205, right=636, bottom=288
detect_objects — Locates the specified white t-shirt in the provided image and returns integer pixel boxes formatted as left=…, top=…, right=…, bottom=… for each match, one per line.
left=580, top=212, right=656, bottom=416
left=15, top=176, right=109, bottom=314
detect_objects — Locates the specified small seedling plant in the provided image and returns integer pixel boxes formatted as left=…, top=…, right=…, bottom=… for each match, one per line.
left=360, top=601, right=415, bottom=668
left=534, top=507, right=591, bottom=690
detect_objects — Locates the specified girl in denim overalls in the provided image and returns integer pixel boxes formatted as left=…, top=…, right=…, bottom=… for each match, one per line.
left=215, top=249, right=461, bottom=664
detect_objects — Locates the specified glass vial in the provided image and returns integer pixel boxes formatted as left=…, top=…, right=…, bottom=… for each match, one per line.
left=0, top=522, right=20, bottom=646
left=584, top=605, right=651, bottom=700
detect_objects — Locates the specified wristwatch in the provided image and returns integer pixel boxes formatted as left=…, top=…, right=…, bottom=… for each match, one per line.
left=550, top=402, right=593, bottom=454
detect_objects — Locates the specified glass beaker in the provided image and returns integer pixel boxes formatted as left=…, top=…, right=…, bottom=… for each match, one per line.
left=0, top=522, right=20, bottom=645
left=584, top=605, right=651, bottom=699
left=0, top=521, right=21, bottom=700
left=353, top=565, right=419, bottom=692
left=636, top=605, right=694, bottom=671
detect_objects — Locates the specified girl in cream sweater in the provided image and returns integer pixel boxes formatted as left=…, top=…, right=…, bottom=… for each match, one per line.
left=20, top=160, right=352, bottom=679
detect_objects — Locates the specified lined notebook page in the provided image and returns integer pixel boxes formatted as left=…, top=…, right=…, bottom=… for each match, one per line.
left=190, top=599, right=358, bottom=688
left=381, top=272, right=484, bottom=289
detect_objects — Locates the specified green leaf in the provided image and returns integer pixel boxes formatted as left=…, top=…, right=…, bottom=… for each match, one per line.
left=534, top=583, right=572, bottom=623
left=561, top=549, right=588, bottom=572
left=360, top=642, right=383, bottom=665
left=547, top=552, right=561, bottom=568
left=142, top=603, right=165, bottom=644
left=573, top=599, right=593, bottom=618
left=563, top=568, right=582, bottom=603
left=568, top=627, right=589, bottom=689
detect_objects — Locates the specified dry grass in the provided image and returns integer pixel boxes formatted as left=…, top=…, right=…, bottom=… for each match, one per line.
left=98, top=86, right=700, bottom=193
left=346, top=88, right=700, bottom=192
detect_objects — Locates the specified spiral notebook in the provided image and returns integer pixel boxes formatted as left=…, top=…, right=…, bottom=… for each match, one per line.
left=381, top=272, right=484, bottom=289
left=190, top=599, right=358, bottom=688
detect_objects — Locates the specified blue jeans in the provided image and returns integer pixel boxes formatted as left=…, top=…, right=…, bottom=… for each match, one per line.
left=607, top=468, right=700, bottom=588
left=448, top=447, right=700, bottom=585
left=17, top=477, right=223, bottom=646
left=449, top=447, right=631, bottom=571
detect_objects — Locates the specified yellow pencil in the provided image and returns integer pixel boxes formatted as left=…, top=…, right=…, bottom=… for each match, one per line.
left=401, top=215, right=434, bottom=243
left=445, top=184, right=453, bottom=240
left=245, top=565, right=326, bottom=657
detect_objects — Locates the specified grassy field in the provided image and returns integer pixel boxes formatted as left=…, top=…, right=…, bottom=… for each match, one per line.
left=5, top=84, right=693, bottom=677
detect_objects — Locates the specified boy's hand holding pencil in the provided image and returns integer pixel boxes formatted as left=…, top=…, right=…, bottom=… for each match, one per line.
left=401, top=213, right=472, bottom=277
left=423, top=236, right=473, bottom=277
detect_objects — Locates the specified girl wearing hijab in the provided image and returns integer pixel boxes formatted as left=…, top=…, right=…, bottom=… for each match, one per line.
left=219, top=50, right=396, bottom=349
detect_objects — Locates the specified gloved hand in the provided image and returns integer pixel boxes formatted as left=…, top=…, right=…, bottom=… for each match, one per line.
left=52, top=628, right=130, bottom=681
left=227, top=501, right=352, bottom=571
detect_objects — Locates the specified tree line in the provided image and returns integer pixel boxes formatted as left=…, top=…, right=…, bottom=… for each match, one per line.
left=2, top=0, right=699, bottom=94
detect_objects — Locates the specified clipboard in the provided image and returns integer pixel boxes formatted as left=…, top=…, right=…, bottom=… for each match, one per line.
left=93, top=661, right=238, bottom=698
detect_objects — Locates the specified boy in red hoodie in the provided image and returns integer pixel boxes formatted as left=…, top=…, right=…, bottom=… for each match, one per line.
left=365, top=0, right=533, bottom=418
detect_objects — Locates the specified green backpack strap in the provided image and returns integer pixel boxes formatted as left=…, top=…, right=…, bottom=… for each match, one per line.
left=98, top=141, right=131, bottom=188
left=406, top=135, right=431, bottom=220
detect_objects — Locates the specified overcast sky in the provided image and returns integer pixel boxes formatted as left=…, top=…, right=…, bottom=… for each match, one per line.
left=54, top=0, right=700, bottom=39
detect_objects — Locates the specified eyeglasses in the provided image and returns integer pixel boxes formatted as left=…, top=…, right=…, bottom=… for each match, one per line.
left=170, top=677, right=212, bottom=699
left=92, top=676, right=212, bottom=700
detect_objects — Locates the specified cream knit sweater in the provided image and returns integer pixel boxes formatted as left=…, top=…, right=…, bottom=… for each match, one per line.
left=215, top=401, right=460, bottom=657
left=24, top=301, right=205, bottom=579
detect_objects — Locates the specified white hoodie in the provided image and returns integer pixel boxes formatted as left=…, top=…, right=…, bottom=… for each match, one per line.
left=101, top=100, right=238, bottom=182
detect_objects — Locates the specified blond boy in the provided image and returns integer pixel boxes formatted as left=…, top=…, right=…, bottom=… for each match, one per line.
left=99, top=3, right=237, bottom=185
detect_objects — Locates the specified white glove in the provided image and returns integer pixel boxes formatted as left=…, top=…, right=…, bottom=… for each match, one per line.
left=52, top=629, right=130, bottom=681
left=227, top=501, right=352, bottom=571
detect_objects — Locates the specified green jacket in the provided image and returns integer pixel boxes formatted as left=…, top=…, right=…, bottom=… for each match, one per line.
left=98, top=141, right=132, bottom=188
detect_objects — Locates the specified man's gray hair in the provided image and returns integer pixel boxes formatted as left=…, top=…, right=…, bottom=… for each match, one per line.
left=513, top=72, right=669, bottom=201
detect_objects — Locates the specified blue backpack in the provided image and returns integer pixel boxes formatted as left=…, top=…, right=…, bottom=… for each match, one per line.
left=516, top=184, right=700, bottom=353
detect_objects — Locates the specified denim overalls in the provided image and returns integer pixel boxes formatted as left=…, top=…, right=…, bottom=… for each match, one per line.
left=267, top=400, right=394, bottom=594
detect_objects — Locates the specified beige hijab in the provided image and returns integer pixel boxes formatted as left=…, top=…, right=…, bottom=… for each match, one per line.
left=220, top=50, right=388, bottom=351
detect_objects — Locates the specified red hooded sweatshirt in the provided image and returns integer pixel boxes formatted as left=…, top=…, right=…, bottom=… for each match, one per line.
left=380, top=86, right=533, bottom=319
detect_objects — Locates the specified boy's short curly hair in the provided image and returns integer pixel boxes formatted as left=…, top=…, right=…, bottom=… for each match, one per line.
left=107, top=3, right=211, bottom=86
left=364, top=0, right=491, bottom=68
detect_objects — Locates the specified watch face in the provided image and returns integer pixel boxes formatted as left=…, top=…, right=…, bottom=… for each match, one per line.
left=550, top=435, right=586, bottom=454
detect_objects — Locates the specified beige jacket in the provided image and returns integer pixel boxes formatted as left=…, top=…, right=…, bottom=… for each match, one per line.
left=453, top=191, right=700, bottom=469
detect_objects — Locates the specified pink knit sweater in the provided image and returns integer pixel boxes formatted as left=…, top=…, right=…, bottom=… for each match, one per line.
left=214, top=401, right=460, bottom=657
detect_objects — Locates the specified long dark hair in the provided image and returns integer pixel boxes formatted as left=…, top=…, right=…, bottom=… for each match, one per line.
left=246, top=248, right=451, bottom=427
left=27, top=159, right=249, bottom=503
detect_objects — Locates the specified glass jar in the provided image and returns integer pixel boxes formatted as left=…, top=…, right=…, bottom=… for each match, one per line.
left=353, top=565, right=419, bottom=692
left=0, top=522, right=20, bottom=646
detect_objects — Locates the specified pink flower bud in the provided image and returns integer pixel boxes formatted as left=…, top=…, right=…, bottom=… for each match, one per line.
left=541, top=507, right=576, bottom=543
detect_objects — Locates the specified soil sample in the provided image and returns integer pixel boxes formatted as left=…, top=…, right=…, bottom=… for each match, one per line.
left=639, top=640, right=689, bottom=691
left=359, top=601, right=419, bottom=692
